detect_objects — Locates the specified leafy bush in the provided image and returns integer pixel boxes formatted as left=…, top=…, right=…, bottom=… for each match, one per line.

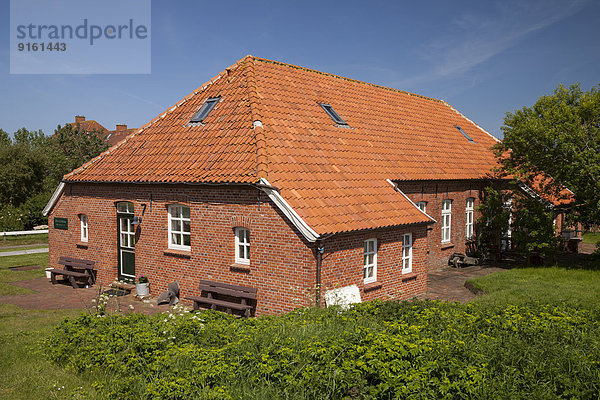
left=46, top=301, right=600, bottom=399
left=0, top=125, right=108, bottom=230
left=0, top=203, right=25, bottom=231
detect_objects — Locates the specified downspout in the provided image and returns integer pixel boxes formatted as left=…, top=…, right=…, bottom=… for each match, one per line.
left=315, top=239, right=324, bottom=307
left=314, top=232, right=335, bottom=307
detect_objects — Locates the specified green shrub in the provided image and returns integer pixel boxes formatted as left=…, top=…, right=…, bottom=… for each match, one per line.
left=0, top=203, right=25, bottom=231
left=46, top=301, right=600, bottom=399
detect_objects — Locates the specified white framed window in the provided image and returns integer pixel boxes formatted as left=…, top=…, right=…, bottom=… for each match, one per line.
left=235, top=227, right=250, bottom=265
left=402, top=233, right=413, bottom=274
left=441, top=199, right=452, bottom=243
left=363, top=238, right=377, bottom=284
left=80, top=214, right=88, bottom=242
left=168, top=205, right=191, bottom=251
left=416, top=201, right=427, bottom=213
left=465, top=198, right=474, bottom=239
left=116, top=201, right=134, bottom=214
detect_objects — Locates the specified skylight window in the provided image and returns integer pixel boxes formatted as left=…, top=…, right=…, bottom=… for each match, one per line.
left=190, top=97, right=221, bottom=123
left=454, top=125, right=475, bottom=143
left=318, top=103, right=347, bottom=125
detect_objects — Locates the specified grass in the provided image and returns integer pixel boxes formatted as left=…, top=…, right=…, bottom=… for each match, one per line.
left=468, top=266, right=600, bottom=310
left=0, top=252, right=99, bottom=399
left=0, top=233, right=48, bottom=248
left=0, top=253, right=49, bottom=296
left=583, top=231, right=600, bottom=245
left=0, top=303, right=95, bottom=400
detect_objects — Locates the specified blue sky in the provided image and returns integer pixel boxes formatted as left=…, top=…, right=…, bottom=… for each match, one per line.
left=1, top=0, right=598, bottom=139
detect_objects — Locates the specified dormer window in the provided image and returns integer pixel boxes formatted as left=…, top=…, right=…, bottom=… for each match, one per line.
left=318, top=103, right=348, bottom=126
left=190, top=97, right=221, bottom=123
left=455, top=125, right=475, bottom=143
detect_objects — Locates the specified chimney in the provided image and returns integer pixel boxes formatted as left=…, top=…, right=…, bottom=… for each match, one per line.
left=116, top=124, right=127, bottom=131
left=75, top=115, right=85, bottom=123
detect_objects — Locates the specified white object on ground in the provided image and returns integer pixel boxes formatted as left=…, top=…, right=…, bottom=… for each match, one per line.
left=324, top=285, right=362, bottom=308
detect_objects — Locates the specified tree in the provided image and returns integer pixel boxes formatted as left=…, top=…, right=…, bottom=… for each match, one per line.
left=48, top=123, right=109, bottom=184
left=0, top=129, right=51, bottom=207
left=496, top=83, right=600, bottom=226
left=476, top=185, right=511, bottom=259
left=0, top=124, right=109, bottom=230
left=477, top=183, right=560, bottom=264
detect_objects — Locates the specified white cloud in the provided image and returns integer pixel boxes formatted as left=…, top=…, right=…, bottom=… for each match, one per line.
left=393, top=0, right=588, bottom=87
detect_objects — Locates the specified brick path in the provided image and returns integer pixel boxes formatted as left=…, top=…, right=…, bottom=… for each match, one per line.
left=425, top=265, right=507, bottom=303
left=2, top=267, right=507, bottom=314
left=0, top=277, right=171, bottom=315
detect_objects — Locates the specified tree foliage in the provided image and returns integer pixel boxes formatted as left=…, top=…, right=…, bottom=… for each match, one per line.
left=510, top=192, right=560, bottom=262
left=0, top=124, right=108, bottom=230
left=496, top=83, right=600, bottom=225
left=476, top=185, right=511, bottom=258
left=477, top=184, right=560, bottom=263
left=49, top=123, right=109, bottom=182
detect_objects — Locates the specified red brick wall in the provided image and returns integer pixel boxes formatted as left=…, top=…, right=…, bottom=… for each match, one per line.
left=48, top=183, right=429, bottom=315
left=320, top=224, right=428, bottom=304
left=396, top=180, right=486, bottom=269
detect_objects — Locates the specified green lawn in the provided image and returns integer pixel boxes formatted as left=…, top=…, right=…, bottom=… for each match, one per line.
left=0, top=253, right=49, bottom=295
left=0, top=233, right=48, bottom=248
left=0, top=304, right=95, bottom=400
left=583, top=231, right=600, bottom=245
left=468, top=266, right=600, bottom=310
left=0, top=252, right=101, bottom=399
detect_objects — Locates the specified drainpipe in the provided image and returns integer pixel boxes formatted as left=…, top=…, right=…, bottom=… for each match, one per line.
left=315, top=239, right=324, bottom=307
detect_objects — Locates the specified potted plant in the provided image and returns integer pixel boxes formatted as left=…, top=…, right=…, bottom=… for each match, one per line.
left=135, top=274, right=150, bottom=297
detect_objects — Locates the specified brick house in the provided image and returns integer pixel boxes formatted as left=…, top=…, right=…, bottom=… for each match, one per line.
left=44, top=56, right=520, bottom=314
left=68, top=115, right=136, bottom=146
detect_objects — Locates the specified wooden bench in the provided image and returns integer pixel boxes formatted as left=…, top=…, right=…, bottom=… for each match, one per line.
left=50, top=257, right=96, bottom=288
left=185, top=280, right=257, bottom=317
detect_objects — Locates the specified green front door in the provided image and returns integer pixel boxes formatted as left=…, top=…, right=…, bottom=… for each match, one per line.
left=117, top=204, right=135, bottom=282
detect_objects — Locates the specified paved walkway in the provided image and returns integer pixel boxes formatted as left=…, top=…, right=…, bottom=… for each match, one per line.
left=0, top=247, right=48, bottom=257
left=425, top=265, right=507, bottom=303
left=0, top=264, right=507, bottom=314
left=0, top=277, right=171, bottom=315
left=0, top=243, right=48, bottom=250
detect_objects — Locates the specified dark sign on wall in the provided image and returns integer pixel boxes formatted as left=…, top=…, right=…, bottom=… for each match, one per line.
left=54, top=217, right=68, bottom=230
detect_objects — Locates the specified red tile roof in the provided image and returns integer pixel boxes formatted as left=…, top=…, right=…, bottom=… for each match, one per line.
left=68, top=119, right=108, bottom=135
left=68, top=117, right=136, bottom=146
left=64, top=56, right=504, bottom=235
left=104, top=126, right=137, bottom=146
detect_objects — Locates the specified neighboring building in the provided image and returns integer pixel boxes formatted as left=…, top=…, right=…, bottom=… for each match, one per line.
left=44, top=56, right=535, bottom=314
left=68, top=115, right=137, bottom=146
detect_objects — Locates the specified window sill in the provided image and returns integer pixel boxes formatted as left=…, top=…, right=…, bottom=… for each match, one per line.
left=401, top=272, right=418, bottom=281
left=441, top=243, right=455, bottom=250
left=230, top=263, right=251, bottom=273
left=76, top=242, right=89, bottom=249
left=163, top=249, right=191, bottom=259
left=363, top=281, right=383, bottom=292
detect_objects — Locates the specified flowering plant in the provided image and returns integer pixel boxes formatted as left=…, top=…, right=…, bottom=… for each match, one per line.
left=137, top=274, right=149, bottom=284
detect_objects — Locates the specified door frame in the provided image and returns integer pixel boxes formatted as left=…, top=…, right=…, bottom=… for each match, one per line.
left=116, top=203, right=135, bottom=282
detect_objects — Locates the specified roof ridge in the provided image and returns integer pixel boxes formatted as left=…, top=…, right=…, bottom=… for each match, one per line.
left=251, top=56, right=443, bottom=103
left=64, top=58, right=248, bottom=181
left=244, top=56, right=268, bottom=181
